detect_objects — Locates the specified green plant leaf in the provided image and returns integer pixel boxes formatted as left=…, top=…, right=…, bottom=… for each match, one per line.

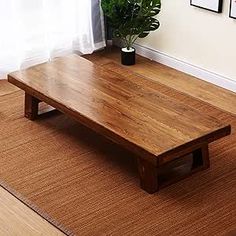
left=101, top=0, right=161, bottom=47
left=139, top=32, right=149, bottom=38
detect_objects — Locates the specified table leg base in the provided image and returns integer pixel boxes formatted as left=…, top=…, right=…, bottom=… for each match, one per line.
left=137, top=144, right=210, bottom=194
left=137, top=158, right=159, bottom=194
left=25, top=93, right=40, bottom=120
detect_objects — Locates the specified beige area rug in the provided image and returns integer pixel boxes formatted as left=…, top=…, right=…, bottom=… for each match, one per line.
left=0, top=81, right=236, bottom=235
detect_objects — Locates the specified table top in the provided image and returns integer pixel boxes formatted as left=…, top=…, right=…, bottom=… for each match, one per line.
left=8, top=55, right=231, bottom=165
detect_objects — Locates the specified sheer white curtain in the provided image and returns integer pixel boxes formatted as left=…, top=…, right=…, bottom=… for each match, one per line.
left=0, top=0, right=105, bottom=76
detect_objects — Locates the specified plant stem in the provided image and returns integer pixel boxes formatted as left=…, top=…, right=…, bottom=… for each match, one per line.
left=124, top=36, right=129, bottom=49
left=131, top=34, right=139, bottom=46
left=128, top=34, right=133, bottom=49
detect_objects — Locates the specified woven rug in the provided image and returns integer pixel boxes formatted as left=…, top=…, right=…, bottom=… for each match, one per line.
left=0, top=81, right=236, bottom=235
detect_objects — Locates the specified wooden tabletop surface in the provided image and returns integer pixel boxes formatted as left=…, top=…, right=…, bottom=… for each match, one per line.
left=8, top=55, right=231, bottom=164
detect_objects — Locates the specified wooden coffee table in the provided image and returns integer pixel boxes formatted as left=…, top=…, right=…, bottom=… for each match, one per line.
left=8, top=55, right=231, bottom=194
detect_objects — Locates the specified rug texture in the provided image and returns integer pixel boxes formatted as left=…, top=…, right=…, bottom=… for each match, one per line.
left=0, top=80, right=236, bottom=236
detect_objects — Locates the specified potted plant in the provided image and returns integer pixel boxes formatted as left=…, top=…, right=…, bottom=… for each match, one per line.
left=101, top=0, right=161, bottom=65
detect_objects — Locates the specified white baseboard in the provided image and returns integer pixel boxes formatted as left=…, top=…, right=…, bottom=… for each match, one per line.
left=134, top=43, right=236, bottom=93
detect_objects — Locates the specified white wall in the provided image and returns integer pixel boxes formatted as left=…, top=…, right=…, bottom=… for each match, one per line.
left=137, top=0, right=236, bottom=87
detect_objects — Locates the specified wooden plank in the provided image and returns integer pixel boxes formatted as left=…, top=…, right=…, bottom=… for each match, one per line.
left=7, top=55, right=231, bottom=165
left=84, top=48, right=236, bottom=115
left=0, top=79, right=19, bottom=96
left=51, top=60, right=224, bottom=134
left=0, top=187, right=65, bottom=236
left=8, top=74, right=158, bottom=165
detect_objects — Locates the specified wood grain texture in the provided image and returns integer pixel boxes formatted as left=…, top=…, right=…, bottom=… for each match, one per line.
left=8, top=55, right=231, bottom=167
left=0, top=79, right=19, bottom=96
left=0, top=187, right=65, bottom=236
left=0, top=81, right=235, bottom=236
left=84, top=47, right=236, bottom=115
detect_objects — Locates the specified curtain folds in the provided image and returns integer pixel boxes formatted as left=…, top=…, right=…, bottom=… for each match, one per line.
left=0, top=0, right=105, bottom=76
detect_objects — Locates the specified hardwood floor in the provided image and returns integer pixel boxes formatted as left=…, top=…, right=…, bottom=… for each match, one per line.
left=0, top=187, right=64, bottom=236
left=0, top=47, right=235, bottom=235
left=0, top=78, right=19, bottom=96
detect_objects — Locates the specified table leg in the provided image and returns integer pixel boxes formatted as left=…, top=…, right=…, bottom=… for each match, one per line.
left=192, top=144, right=210, bottom=171
left=137, top=144, right=210, bottom=194
left=137, top=158, right=158, bottom=194
left=25, top=93, right=40, bottom=120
